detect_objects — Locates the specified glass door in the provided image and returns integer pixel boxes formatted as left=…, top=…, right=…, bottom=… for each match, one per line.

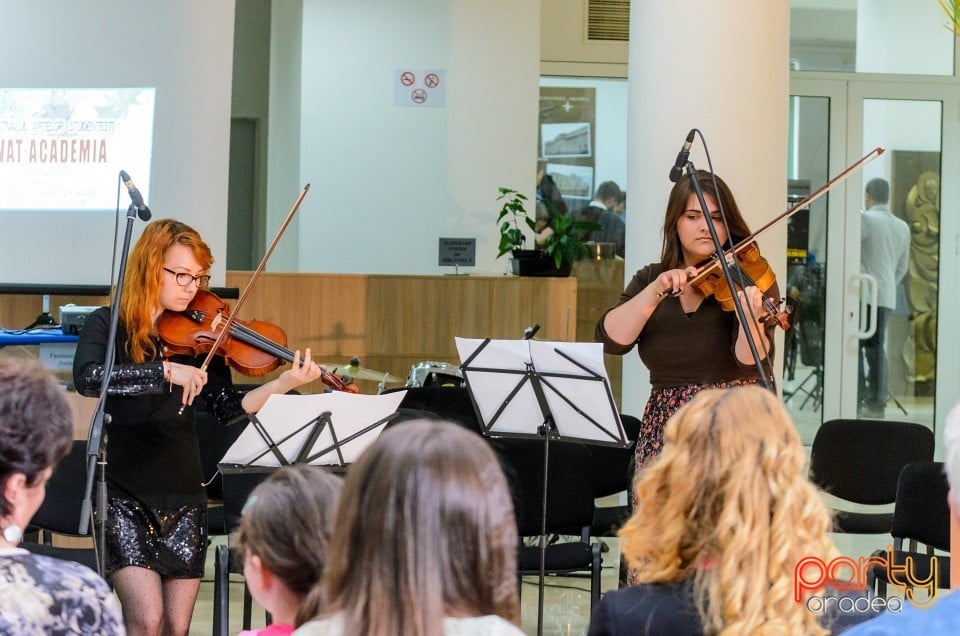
left=786, top=76, right=956, bottom=440
left=783, top=79, right=846, bottom=443
left=846, top=82, right=951, bottom=432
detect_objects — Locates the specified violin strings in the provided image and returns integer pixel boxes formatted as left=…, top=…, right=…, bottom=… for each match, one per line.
left=186, top=309, right=294, bottom=361
left=186, top=307, right=343, bottom=385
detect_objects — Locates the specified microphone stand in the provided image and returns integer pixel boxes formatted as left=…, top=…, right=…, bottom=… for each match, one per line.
left=682, top=162, right=772, bottom=391
left=79, top=202, right=143, bottom=575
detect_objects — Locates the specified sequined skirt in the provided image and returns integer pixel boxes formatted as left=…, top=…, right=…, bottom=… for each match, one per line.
left=104, top=497, right=208, bottom=579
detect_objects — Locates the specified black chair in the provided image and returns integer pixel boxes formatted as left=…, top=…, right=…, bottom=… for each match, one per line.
left=869, top=460, right=951, bottom=597
left=587, top=413, right=641, bottom=537
left=212, top=469, right=272, bottom=636
left=809, top=419, right=934, bottom=534
left=491, top=437, right=601, bottom=614
left=22, top=440, right=99, bottom=573
left=390, top=386, right=484, bottom=434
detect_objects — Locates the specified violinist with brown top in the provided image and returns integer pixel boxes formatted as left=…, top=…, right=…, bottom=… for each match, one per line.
left=73, top=219, right=322, bottom=636
left=595, top=171, right=779, bottom=488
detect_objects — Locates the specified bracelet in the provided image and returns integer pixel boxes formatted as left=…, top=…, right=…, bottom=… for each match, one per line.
left=163, top=360, right=173, bottom=390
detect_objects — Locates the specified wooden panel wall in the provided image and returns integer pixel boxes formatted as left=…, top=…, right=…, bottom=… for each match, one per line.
left=572, top=259, right=625, bottom=408
left=224, top=272, right=578, bottom=393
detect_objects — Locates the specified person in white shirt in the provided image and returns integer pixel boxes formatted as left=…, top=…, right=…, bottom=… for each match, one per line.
left=859, top=178, right=910, bottom=418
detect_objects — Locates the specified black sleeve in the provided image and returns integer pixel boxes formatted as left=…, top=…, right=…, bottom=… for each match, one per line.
left=200, top=355, right=247, bottom=425
left=72, top=307, right=165, bottom=397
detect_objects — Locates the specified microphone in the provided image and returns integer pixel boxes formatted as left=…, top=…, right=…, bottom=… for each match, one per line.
left=119, top=170, right=152, bottom=221
left=523, top=324, right=540, bottom=340
left=668, top=129, right=696, bottom=182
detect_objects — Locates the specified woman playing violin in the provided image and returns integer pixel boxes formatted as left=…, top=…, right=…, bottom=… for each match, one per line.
left=73, top=219, right=322, bottom=636
left=596, top=171, right=778, bottom=488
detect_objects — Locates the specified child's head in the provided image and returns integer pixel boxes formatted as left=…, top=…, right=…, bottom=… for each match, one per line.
left=236, top=465, right=342, bottom=612
left=314, top=419, right=519, bottom=632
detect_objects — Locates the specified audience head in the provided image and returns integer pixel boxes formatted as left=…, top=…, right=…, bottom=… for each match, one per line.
left=237, top=464, right=342, bottom=621
left=660, top=170, right=750, bottom=269
left=537, top=170, right=568, bottom=218
left=308, top=419, right=519, bottom=633
left=614, top=191, right=626, bottom=218
left=620, top=385, right=836, bottom=635
left=864, top=177, right=890, bottom=207
left=595, top=180, right=622, bottom=208
left=0, top=358, right=73, bottom=545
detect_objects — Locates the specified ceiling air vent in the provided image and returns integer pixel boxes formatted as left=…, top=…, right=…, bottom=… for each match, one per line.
left=587, top=0, right=630, bottom=42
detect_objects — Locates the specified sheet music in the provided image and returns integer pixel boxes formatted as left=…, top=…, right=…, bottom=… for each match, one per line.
left=221, top=390, right=406, bottom=467
left=456, top=337, right=625, bottom=446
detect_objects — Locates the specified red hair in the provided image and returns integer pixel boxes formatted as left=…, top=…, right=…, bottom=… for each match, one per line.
left=120, top=219, right=213, bottom=363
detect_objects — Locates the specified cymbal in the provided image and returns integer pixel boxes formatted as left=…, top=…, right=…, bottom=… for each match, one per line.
left=322, top=361, right=401, bottom=383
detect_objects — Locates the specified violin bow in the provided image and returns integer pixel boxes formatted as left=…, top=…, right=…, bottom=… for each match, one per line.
left=198, top=184, right=311, bottom=372
left=687, top=146, right=884, bottom=285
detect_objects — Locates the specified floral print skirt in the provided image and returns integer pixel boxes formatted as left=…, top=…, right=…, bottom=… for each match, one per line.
left=635, top=379, right=761, bottom=475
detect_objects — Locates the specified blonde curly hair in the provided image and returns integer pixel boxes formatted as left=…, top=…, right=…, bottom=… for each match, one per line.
left=620, top=385, right=837, bottom=635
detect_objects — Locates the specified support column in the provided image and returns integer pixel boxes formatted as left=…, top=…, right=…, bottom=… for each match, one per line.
left=622, top=1, right=790, bottom=416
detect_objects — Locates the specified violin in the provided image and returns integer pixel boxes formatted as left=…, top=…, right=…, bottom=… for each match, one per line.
left=677, top=147, right=886, bottom=331
left=689, top=242, right=790, bottom=330
left=157, top=289, right=359, bottom=393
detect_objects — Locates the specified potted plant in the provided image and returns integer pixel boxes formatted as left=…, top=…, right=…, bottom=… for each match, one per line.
left=540, top=211, right=602, bottom=274
left=495, top=186, right=600, bottom=276
left=496, top=187, right=535, bottom=257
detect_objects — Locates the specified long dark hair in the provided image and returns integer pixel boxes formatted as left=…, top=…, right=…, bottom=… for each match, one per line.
left=305, top=420, right=520, bottom=634
left=660, top=171, right=752, bottom=269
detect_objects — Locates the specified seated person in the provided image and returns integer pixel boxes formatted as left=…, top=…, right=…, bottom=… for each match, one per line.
left=237, top=464, right=343, bottom=636
left=589, top=385, right=870, bottom=635
left=0, top=358, right=124, bottom=635
left=533, top=200, right=554, bottom=247
left=295, top=419, right=523, bottom=635
left=574, top=180, right=625, bottom=257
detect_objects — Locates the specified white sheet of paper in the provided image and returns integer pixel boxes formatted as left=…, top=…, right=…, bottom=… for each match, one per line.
left=455, top=337, right=623, bottom=445
left=220, top=390, right=407, bottom=467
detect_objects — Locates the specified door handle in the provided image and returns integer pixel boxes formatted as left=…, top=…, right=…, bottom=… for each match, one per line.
left=851, top=274, right=878, bottom=340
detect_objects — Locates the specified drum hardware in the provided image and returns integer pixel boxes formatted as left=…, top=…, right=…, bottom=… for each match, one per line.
left=322, top=356, right=402, bottom=384
left=405, top=361, right=464, bottom=388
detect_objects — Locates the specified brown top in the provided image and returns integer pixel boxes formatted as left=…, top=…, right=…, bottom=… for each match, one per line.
left=595, top=263, right=777, bottom=389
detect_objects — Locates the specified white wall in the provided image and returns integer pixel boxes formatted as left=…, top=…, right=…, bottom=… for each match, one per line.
left=0, top=0, right=235, bottom=286
left=279, top=0, right=540, bottom=276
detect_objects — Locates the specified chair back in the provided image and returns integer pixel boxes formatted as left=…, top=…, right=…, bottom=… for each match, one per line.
left=492, top=437, right=594, bottom=536
left=587, top=413, right=640, bottom=498
left=810, top=419, right=934, bottom=505
left=24, top=440, right=99, bottom=572
left=390, top=386, right=484, bottom=434
left=892, top=460, right=951, bottom=551
left=31, top=440, right=88, bottom=536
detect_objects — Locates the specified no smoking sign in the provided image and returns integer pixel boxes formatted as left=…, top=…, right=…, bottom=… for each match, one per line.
left=394, top=68, right=446, bottom=108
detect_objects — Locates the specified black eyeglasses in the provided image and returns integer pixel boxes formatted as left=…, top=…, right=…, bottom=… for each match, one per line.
left=163, top=267, right=210, bottom=289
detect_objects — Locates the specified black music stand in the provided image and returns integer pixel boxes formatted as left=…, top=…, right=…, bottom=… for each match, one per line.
left=456, top=337, right=627, bottom=636
left=218, top=391, right=407, bottom=473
